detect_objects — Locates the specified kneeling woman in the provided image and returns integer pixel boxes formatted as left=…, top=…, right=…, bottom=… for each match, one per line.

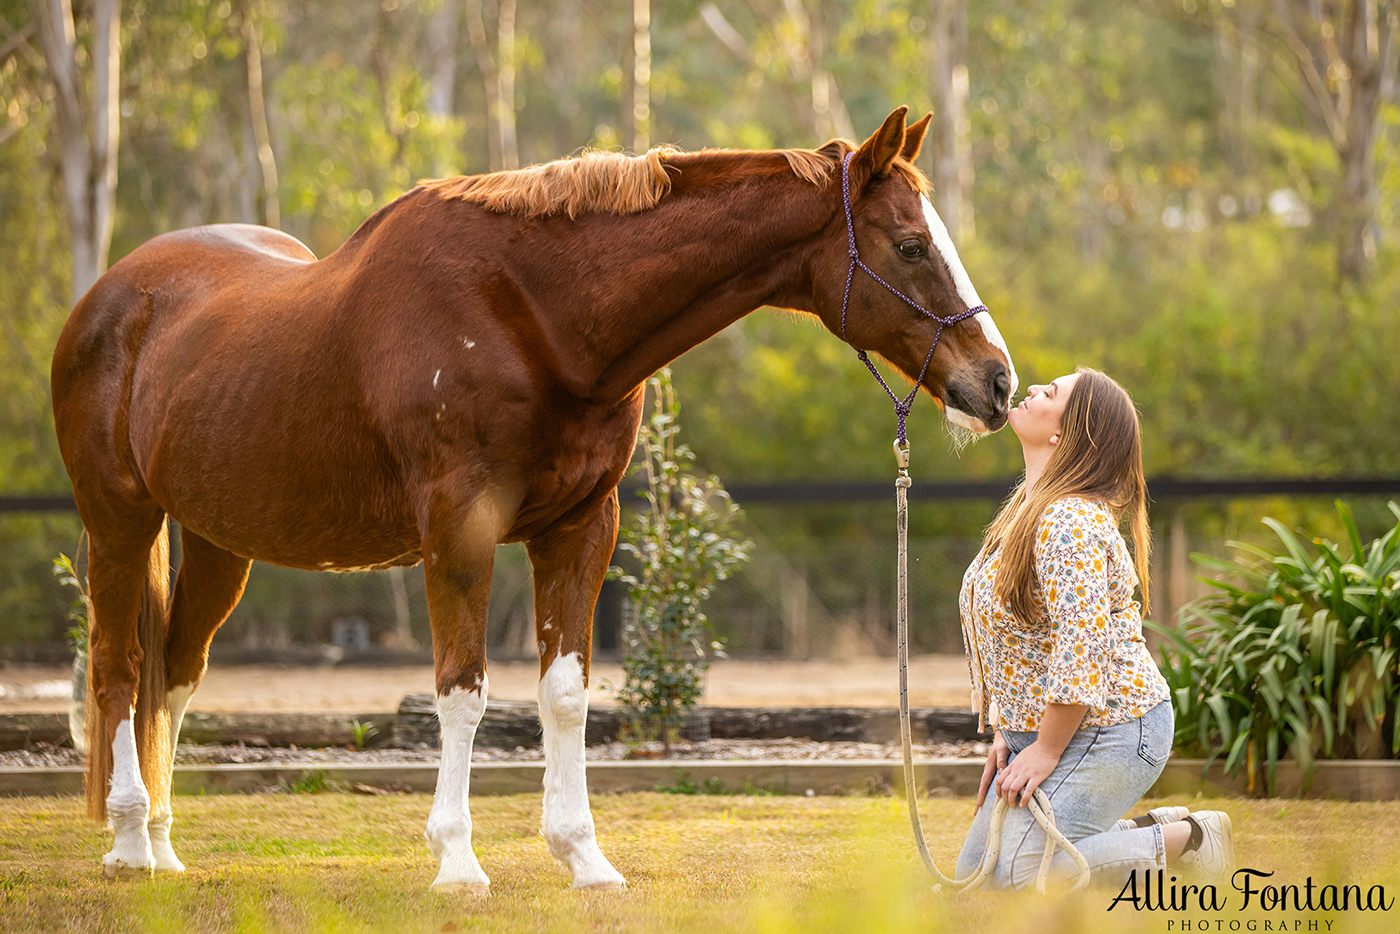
left=956, top=367, right=1231, bottom=890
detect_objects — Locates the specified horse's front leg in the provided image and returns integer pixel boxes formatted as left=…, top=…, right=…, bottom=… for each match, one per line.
left=422, top=496, right=500, bottom=895
left=527, top=490, right=627, bottom=890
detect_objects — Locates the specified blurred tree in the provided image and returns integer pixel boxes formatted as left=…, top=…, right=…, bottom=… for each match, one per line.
left=928, top=0, right=973, bottom=241
left=29, top=0, right=122, bottom=303
left=237, top=0, right=278, bottom=227
left=423, top=0, right=460, bottom=175
left=632, top=0, right=650, bottom=151
left=1269, top=0, right=1396, bottom=283
left=464, top=0, right=516, bottom=170
left=2, top=0, right=1400, bottom=650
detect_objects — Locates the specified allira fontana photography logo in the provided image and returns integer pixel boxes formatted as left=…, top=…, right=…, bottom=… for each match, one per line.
left=1107, top=867, right=1393, bottom=929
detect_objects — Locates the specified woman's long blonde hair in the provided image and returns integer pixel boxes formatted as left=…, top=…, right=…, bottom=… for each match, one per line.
left=985, top=367, right=1151, bottom=622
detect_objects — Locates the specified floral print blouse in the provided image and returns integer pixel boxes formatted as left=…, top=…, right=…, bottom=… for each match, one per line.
left=958, top=495, right=1170, bottom=732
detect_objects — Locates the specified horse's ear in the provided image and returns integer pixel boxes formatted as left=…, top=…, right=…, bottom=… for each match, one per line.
left=901, top=113, right=932, bottom=163
left=850, top=106, right=908, bottom=187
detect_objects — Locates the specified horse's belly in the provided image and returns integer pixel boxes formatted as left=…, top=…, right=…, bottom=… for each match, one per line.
left=174, top=496, right=422, bottom=571
left=141, top=389, right=422, bottom=568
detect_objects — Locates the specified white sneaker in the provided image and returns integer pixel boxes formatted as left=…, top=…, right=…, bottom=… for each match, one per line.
left=1178, top=810, right=1234, bottom=879
left=1112, top=805, right=1191, bottom=832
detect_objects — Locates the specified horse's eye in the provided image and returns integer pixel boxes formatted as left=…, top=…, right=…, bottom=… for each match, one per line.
left=898, top=240, right=925, bottom=259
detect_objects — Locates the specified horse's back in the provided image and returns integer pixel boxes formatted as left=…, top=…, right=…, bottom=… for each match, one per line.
left=55, top=224, right=313, bottom=362
left=51, top=224, right=345, bottom=525
left=129, top=223, right=317, bottom=268
left=53, top=222, right=316, bottom=420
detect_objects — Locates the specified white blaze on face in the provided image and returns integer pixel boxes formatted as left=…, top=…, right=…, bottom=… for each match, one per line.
left=918, top=195, right=1020, bottom=416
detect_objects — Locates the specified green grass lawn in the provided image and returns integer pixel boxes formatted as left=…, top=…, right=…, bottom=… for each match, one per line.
left=2, top=792, right=1397, bottom=933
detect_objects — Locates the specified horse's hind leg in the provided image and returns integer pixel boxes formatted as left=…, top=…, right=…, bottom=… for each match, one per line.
left=527, top=491, right=626, bottom=890
left=149, top=528, right=252, bottom=872
left=84, top=508, right=169, bottom=881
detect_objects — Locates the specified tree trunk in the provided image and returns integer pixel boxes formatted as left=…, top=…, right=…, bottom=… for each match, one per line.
left=464, top=0, right=516, bottom=171
left=780, top=0, right=853, bottom=142
left=928, top=0, right=974, bottom=243
left=1336, top=0, right=1392, bottom=281
left=386, top=567, right=417, bottom=651
left=632, top=0, right=650, bottom=152
left=426, top=0, right=461, bottom=120
left=1213, top=1, right=1261, bottom=178
left=239, top=0, right=279, bottom=229
left=425, top=0, right=461, bottom=176
left=1272, top=0, right=1395, bottom=283
left=32, top=0, right=123, bottom=304
left=543, top=0, right=581, bottom=155
left=495, top=0, right=517, bottom=169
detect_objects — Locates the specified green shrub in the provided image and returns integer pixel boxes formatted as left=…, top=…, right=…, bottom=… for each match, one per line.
left=347, top=719, right=379, bottom=750
left=609, top=368, right=751, bottom=755
left=1149, top=501, right=1400, bottom=795
left=288, top=769, right=330, bottom=794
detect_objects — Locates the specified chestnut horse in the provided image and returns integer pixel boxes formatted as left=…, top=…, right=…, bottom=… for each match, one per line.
left=51, top=108, right=1015, bottom=891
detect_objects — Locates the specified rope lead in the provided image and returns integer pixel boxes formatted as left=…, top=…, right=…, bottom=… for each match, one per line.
left=894, top=442, right=1091, bottom=894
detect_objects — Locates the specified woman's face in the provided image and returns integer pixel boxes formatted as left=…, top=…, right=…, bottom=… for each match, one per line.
left=1008, top=373, right=1079, bottom=448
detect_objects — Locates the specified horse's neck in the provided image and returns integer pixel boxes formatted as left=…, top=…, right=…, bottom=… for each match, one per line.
left=528, top=171, right=834, bottom=403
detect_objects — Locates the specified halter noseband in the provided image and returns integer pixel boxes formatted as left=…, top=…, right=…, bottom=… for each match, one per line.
left=837, top=151, right=987, bottom=448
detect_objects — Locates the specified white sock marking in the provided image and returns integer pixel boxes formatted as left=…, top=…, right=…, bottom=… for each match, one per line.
left=426, top=679, right=491, bottom=891
left=167, top=684, right=195, bottom=756
left=145, top=683, right=197, bottom=872
left=104, top=716, right=154, bottom=876
left=538, top=653, right=625, bottom=889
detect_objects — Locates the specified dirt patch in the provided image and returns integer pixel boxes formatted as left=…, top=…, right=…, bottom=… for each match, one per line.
left=0, top=655, right=972, bottom=713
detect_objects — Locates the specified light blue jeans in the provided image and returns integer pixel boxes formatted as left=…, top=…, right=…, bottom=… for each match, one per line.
left=955, top=699, right=1174, bottom=890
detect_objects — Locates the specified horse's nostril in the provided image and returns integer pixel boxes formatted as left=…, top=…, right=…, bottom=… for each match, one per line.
left=991, top=371, right=1011, bottom=409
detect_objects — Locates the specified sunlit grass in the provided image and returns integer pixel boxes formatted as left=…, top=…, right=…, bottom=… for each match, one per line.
left=1, top=793, right=1397, bottom=933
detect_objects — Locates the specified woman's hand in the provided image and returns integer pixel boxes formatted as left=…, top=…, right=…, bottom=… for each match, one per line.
left=995, top=740, right=1061, bottom=808
left=975, top=731, right=1009, bottom=810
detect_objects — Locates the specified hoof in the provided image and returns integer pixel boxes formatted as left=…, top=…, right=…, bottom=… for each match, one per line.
left=575, top=879, right=626, bottom=892
left=152, top=862, right=186, bottom=875
left=431, top=881, right=491, bottom=897
left=566, top=855, right=627, bottom=891
left=103, top=861, right=154, bottom=882
left=151, top=847, right=186, bottom=874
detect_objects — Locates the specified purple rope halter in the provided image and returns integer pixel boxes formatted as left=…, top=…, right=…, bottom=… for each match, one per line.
left=838, top=151, right=986, bottom=447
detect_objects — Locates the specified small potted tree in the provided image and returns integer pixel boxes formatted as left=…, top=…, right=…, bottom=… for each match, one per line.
left=610, top=368, right=751, bottom=756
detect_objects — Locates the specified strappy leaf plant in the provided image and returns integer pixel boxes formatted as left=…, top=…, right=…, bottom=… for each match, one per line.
left=609, top=368, right=752, bottom=755
left=1148, top=501, right=1400, bottom=795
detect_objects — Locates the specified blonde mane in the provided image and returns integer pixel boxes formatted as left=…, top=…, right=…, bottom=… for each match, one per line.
left=419, top=145, right=842, bottom=219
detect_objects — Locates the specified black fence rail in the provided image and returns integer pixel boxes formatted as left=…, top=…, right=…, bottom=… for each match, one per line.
left=8, top=478, right=1400, bottom=513
left=3, top=479, right=1398, bottom=661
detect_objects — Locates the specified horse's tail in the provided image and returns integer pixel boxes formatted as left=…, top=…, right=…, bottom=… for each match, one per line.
left=86, top=523, right=172, bottom=821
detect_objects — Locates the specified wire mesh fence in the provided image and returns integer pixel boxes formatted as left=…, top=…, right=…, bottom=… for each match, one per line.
left=0, top=513, right=986, bottom=659
left=3, top=491, right=1398, bottom=662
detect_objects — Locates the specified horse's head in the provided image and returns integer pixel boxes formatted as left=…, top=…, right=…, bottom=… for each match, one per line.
left=811, top=107, right=1016, bottom=436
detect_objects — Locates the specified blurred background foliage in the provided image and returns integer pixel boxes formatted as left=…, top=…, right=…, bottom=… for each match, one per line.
left=1, top=0, right=1397, bottom=652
